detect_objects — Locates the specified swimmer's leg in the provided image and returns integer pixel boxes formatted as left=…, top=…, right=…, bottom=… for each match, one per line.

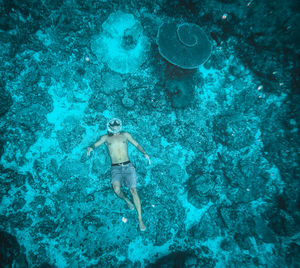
left=130, top=187, right=146, bottom=231
left=112, top=181, right=134, bottom=210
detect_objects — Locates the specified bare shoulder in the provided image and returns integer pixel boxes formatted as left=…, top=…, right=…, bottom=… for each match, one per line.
left=94, top=134, right=108, bottom=147
left=101, top=134, right=108, bottom=141
left=123, top=131, right=132, bottom=139
left=122, top=132, right=131, bottom=141
left=123, top=131, right=131, bottom=137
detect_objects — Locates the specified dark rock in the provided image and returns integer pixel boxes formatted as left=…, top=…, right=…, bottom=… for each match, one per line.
left=0, top=88, right=13, bottom=117
left=14, top=253, right=28, bottom=267
left=220, top=237, right=236, bottom=252
left=165, top=78, right=195, bottom=109
left=185, top=157, right=206, bottom=176
left=266, top=209, right=299, bottom=237
left=0, top=31, right=12, bottom=43
left=47, top=158, right=58, bottom=175
left=82, top=214, right=104, bottom=230
left=186, top=173, right=216, bottom=207
left=0, top=168, right=27, bottom=200
left=12, top=196, right=26, bottom=211
left=0, top=135, right=5, bottom=158
left=153, top=217, right=174, bottom=246
left=146, top=251, right=187, bottom=268
left=29, top=195, right=46, bottom=209
left=88, top=93, right=107, bottom=112
left=188, top=211, right=221, bottom=240
left=212, top=110, right=255, bottom=149
left=32, top=217, right=59, bottom=238
left=0, top=15, right=16, bottom=31
left=276, top=194, right=287, bottom=211
left=216, top=0, right=236, bottom=3
left=146, top=250, right=216, bottom=268
left=0, top=231, right=21, bottom=267
left=234, top=232, right=252, bottom=250
left=38, top=262, right=55, bottom=268
left=229, top=253, right=259, bottom=267
left=158, top=0, right=202, bottom=20
left=254, top=215, right=278, bottom=243
left=8, top=211, right=33, bottom=230
left=285, top=242, right=300, bottom=267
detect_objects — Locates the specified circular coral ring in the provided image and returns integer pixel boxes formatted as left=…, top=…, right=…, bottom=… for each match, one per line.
left=177, top=23, right=199, bottom=47
left=157, top=22, right=211, bottom=69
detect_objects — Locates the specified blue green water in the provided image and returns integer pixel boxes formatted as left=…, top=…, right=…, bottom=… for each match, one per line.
left=0, top=0, right=299, bottom=267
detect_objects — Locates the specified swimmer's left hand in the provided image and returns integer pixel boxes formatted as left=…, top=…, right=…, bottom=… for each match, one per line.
left=145, top=154, right=151, bottom=165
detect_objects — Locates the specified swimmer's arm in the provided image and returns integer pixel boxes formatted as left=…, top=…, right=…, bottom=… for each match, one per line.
left=88, top=135, right=107, bottom=150
left=124, top=132, right=147, bottom=155
left=87, top=135, right=107, bottom=156
left=93, top=135, right=107, bottom=148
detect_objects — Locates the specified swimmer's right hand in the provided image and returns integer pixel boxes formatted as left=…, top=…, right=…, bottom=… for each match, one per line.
left=87, top=147, right=93, bottom=156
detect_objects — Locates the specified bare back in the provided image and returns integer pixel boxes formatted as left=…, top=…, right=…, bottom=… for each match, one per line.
left=104, top=132, right=130, bottom=164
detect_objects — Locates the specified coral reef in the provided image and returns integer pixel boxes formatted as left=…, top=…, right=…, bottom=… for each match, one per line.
left=91, top=11, right=150, bottom=74
left=0, top=89, right=12, bottom=117
left=165, top=78, right=195, bottom=108
left=56, top=116, right=86, bottom=153
left=0, top=0, right=299, bottom=267
left=0, top=230, right=28, bottom=267
left=157, top=22, right=211, bottom=68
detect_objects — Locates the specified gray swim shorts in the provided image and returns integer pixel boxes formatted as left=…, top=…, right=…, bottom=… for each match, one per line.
left=110, top=162, right=137, bottom=189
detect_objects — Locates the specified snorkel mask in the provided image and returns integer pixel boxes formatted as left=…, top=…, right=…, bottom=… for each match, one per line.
left=107, top=118, right=122, bottom=135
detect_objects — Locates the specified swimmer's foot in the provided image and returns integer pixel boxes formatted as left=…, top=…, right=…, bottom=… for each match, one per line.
left=138, top=218, right=146, bottom=231
left=126, top=201, right=135, bottom=210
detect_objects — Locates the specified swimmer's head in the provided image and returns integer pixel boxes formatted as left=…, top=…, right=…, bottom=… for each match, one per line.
left=107, top=118, right=122, bottom=135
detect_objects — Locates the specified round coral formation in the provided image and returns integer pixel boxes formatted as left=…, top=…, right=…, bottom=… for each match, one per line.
left=91, top=11, right=150, bottom=74
left=157, top=22, right=211, bottom=69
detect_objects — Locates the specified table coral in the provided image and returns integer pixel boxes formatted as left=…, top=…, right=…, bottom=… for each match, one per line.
left=91, top=11, right=150, bottom=74
left=157, top=22, right=211, bottom=69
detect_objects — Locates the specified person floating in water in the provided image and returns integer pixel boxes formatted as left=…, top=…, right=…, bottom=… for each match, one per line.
left=87, top=118, right=151, bottom=231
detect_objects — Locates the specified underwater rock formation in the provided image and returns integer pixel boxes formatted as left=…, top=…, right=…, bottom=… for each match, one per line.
left=56, top=116, right=86, bottom=153
left=122, top=94, right=135, bottom=108
left=147, top=249, right=217, bottom=268
left=165, top=78, right=195, bottom=108
left=101, top=72, right=123, bottom=94
left=157, top=22, right=211, bottom=69
left=91, top=11, right=150, bottom=74
left=0, top=88, right=12, bottom=117
left=0, top=230, right=28, bottom=267
left=0, top=0, right=299, bottom=266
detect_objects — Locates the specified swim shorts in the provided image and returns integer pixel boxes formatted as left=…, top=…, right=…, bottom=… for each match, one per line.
left=110, top=162, right=137, bottom=189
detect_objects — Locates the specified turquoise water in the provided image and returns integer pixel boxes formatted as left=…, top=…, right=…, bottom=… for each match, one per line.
left=0, top=0, right=299, bottom=267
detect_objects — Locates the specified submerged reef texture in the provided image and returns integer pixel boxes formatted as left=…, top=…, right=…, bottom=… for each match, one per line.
left=91, top=10, right=151, bottom=74
left=157, top=22, right=212, bottom=69
left=0, top=0, right=299, bottom=267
